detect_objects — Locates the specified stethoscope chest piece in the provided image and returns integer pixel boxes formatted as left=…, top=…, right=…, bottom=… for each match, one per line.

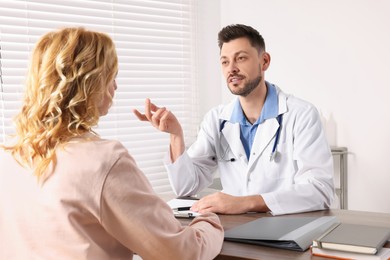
left=269, top=114, right=283, bottom=162
left=269, top=150, right=281, bottom=162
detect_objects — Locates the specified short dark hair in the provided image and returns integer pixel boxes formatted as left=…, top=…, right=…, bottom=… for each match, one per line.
left=218, top=24, right=265, bottom=53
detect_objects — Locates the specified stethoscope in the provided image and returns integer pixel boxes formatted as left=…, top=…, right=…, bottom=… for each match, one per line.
left=218, top=114, right=283, bottom=162
left=218, top=120, right=236, bottom=162
left=269, top=114, right=283, bottom=161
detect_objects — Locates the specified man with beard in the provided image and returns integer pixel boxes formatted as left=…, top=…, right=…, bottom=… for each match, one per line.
left=133, top=24, right=335, bottom=216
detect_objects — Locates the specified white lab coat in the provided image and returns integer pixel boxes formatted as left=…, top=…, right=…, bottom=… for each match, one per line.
left=165, top=86, right=335, bottom=215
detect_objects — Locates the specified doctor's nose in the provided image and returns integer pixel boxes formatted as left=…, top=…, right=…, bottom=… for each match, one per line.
left=227, top=62, right=239, bottom=74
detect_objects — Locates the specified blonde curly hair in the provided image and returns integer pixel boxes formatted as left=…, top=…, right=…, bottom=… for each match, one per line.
left=3, top=27, right=118, bottom=180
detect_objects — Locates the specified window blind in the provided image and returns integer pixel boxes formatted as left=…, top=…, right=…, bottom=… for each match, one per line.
left=0, top=0, right=199, bottom=195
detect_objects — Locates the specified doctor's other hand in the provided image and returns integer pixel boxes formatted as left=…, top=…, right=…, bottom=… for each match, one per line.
left=191, top=192, right=248, bottom=215
left=191, top=192, right=270, bottom=215
left=132, top=98, right=183, bottom=136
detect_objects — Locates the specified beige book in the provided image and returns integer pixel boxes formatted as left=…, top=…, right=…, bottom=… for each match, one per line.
left=312, top=223, right=390, bottom=255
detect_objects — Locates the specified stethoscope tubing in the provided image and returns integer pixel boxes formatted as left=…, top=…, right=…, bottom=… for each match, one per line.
left=218, top=114, right=283, bottom=162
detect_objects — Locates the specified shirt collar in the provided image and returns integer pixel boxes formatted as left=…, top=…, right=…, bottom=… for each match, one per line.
left=230, top=81, right=279, bottom=125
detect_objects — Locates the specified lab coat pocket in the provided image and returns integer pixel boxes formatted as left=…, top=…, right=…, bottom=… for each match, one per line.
left=267, top=142, right=295, bottom=180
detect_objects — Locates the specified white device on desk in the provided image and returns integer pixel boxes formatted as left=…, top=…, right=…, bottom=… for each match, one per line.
left=167, top=197, right=200, bottom=218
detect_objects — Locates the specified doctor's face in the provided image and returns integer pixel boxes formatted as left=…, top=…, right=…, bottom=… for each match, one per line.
left=220, top=37, right=269, bottom=97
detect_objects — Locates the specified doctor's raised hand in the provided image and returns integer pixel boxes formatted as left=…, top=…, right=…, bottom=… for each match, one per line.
left=132, top=98, right=185, bottom=161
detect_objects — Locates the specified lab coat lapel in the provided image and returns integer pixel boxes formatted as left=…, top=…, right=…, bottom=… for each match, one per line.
left=248, top=118, right=279, bottom=169
left=221, top=122, right=248, bottom=164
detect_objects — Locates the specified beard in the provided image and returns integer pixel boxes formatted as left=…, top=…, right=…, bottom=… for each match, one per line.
left=227, top=66, right=262, bottom=97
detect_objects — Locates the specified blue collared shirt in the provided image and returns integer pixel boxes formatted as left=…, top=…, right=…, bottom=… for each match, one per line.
left=229, top=82, right=279, bottom=159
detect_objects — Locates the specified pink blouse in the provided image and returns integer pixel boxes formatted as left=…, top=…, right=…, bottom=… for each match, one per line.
left=0, top=134, right=223, bottom=259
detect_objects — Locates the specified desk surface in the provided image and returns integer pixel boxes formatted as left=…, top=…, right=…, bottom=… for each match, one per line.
left=179, top=209, right=390, bottom=260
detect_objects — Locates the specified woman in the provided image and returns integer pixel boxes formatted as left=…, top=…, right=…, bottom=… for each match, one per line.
left=0, top=27, right=223, bottom=260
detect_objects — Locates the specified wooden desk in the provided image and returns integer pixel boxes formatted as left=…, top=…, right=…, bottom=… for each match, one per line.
left=179, top=209, right=390, bottom=260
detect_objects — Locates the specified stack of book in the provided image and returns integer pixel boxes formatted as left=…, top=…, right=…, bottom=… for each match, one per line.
left=220, top=214, right=390, bottom=259
left=311, top=223, right=390, bottom=259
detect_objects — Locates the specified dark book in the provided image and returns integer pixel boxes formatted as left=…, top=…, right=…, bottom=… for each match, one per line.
left=224, top=216, right=339, bottom=251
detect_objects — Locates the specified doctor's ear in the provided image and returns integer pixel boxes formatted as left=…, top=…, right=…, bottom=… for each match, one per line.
left=261, top=52, right=271, bottom=71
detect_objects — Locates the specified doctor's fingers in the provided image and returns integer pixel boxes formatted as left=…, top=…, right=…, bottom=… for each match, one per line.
left=132, top=107, right=162, bottom=123
left=150, top=107, right=169, bottom=130
left=198, top=203, right=224, bottom=214
left=193, top=196, right=217, bottom=210
left=132, top=109, right=148, bottom=122
left=191, top=201, right=215, bottom=214
left=132, top=108, right=172, bottom=134
left=158, top=109, right=182, bottom=134
left=144, top=98, right=161, bottom=121
left=197, top=206, right=218, bottom=214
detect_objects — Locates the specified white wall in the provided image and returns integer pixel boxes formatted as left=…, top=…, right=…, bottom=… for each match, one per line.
left=195, top=0, right=222, bottom=116
left=198, top=0, right=390, bottom=213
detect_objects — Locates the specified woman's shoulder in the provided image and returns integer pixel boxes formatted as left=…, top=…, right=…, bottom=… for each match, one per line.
left=60, top=134, right=129, bottom=166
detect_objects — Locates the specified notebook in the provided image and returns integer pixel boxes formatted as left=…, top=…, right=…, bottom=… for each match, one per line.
left=311, top=246, right=390, bottom=260
left=312, top=223, right=390, bottom=254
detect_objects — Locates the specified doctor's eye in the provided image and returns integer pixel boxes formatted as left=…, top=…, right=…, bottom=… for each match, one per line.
left=237, top=55, right=247, bottom=62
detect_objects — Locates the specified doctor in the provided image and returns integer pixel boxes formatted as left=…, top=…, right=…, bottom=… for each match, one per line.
left=133, top=24, right=335, bottom=216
